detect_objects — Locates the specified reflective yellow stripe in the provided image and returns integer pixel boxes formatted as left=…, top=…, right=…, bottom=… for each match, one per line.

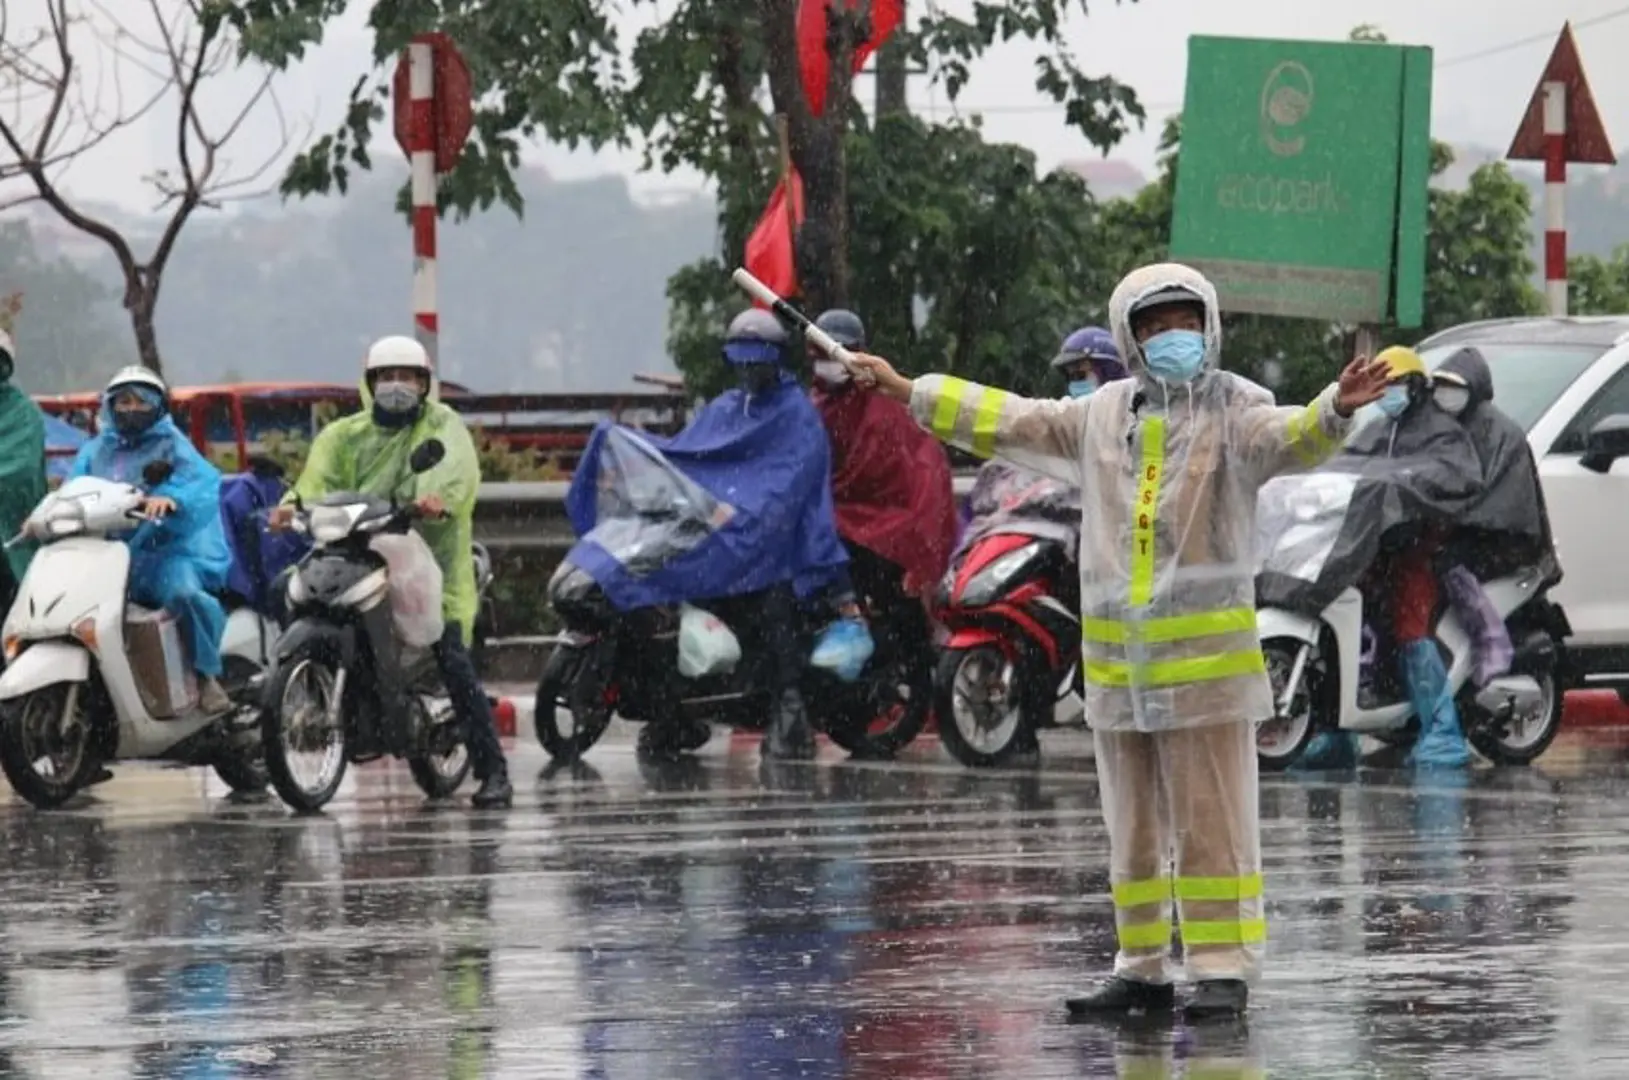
left=1082, top=607, right=1257, bottom=646
left=971, top=386, right=1006, bottom=458
left=1286, top=402, right=1336, bottom=465
left=1117, top=919, right=1173, bottom=950
left=1175, top=873, right=1263, bottom=902
left=1084, top=649, right=1267, bottom=689
left=1181, top=917, right=1267, bottom=946
left=930, top=377, right=970, bottom=442
left=1128, top=416, right=1166, bottom=607
left=1112, top=877, right=1172, bottom=907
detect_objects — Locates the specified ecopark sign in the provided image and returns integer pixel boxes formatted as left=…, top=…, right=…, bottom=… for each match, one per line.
left=1170, top=36, right=1433, bottom=327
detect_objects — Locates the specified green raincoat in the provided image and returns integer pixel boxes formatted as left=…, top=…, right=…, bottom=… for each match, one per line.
left=287, top=381, right=482, bottom=642
left=0, top=381, right=47, bottom=583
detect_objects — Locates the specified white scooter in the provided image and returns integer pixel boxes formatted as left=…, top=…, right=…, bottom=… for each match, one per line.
left=1255, top=561, right=1570, bottom=770
left=0, top=470, right=276, bottom=808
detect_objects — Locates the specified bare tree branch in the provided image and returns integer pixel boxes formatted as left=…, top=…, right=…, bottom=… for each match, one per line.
left=0, top=0, right=295, bottom=373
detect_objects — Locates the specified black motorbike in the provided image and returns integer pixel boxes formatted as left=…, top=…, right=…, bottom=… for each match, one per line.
left=534, top=556, right=931, bottom=763
left=258, top=439, right=473, bottom=813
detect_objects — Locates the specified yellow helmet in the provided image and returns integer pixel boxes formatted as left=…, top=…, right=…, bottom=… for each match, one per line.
left=1376, top=345, right=1426, bottom=382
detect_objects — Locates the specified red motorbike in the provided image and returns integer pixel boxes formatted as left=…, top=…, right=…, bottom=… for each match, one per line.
left=932, top=531, right=1081, bottom=767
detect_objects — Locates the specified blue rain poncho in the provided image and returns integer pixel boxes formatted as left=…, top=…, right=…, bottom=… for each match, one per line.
left=71, top=400, right=232, bottom=675
left=565, top=373, right=849, bottom=611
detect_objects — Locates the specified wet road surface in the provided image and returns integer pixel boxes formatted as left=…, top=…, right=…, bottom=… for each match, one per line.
left=2, top=721, right=1628, bottom=1079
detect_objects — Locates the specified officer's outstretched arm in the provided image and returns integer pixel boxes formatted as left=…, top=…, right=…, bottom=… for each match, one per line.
left=906, top=374, right=1086, bottom=487
left=1237, top=382, right=1354, bottom=479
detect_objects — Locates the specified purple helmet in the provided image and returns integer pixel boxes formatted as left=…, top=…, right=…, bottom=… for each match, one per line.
left=1051, top=326, right=1129, bottom=382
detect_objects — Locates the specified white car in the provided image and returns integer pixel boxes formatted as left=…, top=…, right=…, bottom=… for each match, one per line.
left=1416, top=316, right=1629, bottom=697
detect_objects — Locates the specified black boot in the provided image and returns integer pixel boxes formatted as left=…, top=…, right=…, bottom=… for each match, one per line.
left=471, top=769, right=513, bottom=809
left=762, top=689, right=816, bottom=761
left=1183, top=979, right=1248, bottom=1020
left=1065, top=977, right=1175, bottom=1017
left=637, top=718, right=711, bottom=758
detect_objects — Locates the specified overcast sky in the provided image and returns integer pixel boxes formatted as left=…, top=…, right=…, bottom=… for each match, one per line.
left=4, top=0, right=1629, bottom=213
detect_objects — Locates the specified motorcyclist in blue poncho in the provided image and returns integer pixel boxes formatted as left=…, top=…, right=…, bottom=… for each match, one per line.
left=564, top=309, right=873, bottom=760
left=69, top=367, right=234, bottom=715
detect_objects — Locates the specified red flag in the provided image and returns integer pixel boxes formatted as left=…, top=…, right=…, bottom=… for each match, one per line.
left=796, top=0, right=905, bottom=116
left=743, top=171, right=805, bottom=304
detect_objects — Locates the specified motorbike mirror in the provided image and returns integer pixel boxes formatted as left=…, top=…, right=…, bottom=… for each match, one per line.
left=1583, top=414, right=1629, bottom=474
left=410, top=439, right=446, bottom=474
left=142, top=459, right=175, bottom=487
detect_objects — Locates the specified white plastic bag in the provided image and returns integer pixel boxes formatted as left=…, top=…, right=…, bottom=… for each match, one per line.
left=677, top=603, right=741, bottom=678
left=370, top=532, right=446, bottom=648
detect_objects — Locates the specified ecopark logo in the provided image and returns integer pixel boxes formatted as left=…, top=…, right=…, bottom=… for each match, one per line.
left=1259, top=60, right=1313, bottom=158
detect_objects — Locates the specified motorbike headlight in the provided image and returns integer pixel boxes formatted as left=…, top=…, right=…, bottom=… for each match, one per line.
left=960, top=543, right=1043, bottom=608
left=42, top=500, right=87, bottom=538
left=308, top=505, right=359, bottom=545
left=287, top=569, right=311, bottom=605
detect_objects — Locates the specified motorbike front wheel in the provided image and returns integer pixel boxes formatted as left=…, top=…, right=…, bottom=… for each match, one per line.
left=534, top=643, right=615, bottom=763
left=1256, top=640, right=1321, bottom=772
left=933, top=645, right=1043, bottom=769
left=0, top=681, right=100, bottom=809
left=261, top=642, right=350, bottom=814
left=408, top=697, right=472, bottom=798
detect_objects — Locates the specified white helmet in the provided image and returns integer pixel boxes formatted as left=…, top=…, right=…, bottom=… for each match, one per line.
left=364, top=335, right=433, bottom=377
left=106, top=364, right=169, bottom=398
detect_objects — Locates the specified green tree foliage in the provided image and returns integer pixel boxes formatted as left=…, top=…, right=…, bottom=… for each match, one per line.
left=224, top=0, right=1142, bottom=318
left=1569, top=247, right=1629, bottom=314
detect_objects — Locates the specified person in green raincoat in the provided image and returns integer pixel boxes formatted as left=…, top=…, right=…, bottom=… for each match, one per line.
left=269, top=335, right=512, bottom=808
left=0, top=326, right=47, bottom=606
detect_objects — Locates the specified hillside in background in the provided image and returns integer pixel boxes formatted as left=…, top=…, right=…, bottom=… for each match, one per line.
left=6, top=167, right=716, bottom=394
left=7, top=142, right=1629, bottom=396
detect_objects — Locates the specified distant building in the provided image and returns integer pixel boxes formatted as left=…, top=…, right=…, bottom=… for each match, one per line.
left=1058, top=159, right=1149, bottom=201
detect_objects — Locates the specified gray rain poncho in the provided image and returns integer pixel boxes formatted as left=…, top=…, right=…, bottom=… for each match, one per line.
left=909, top=263, right=1353, bottom=732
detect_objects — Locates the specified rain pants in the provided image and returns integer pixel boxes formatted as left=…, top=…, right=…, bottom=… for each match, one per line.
left=813, top=378, right=957, bottom=596
left=287, top=382, right=482, bottom=642
left=0, top=381, right=47, bottom=584
left=70, top=413, right=232, bottom=678
left=906, top=262, right=1354, bottom=985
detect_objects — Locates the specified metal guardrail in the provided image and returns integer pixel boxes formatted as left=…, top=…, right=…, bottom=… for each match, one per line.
left=473, top=475, right=979, bottom=552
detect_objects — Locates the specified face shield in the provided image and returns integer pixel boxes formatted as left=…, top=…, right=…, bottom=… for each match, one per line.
left=108, top=384, right=165, bottom=436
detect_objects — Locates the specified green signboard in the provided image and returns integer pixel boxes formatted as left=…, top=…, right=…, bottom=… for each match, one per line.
left=1169, top=36, right=1433, bottom=326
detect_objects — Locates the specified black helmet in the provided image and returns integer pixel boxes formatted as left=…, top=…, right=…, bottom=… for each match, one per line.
left=813, top=309, right=866, bottom=351
left=722, top=308, right=790, bottom=367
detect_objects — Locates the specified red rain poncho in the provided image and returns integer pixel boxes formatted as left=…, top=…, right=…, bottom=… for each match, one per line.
left=814, top=381, right=958, bottom=597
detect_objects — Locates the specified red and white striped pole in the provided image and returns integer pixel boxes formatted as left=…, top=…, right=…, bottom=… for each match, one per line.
left=1543, top=80, right=1568, bottom=316
left=408, top=40, right=439, bottom=366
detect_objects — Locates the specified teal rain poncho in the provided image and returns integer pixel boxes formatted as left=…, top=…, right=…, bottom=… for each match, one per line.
left=0, top=344, right=47, bottom=582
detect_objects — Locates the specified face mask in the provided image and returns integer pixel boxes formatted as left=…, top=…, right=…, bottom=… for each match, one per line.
left=813, top=360, right=850, bottom=385
left=1141, top=329, right=1206, bottom=383
left=1434, top=385, right=1471, bottom=416
left=1067, top=378, right=1097, bottom=399
left=1377, top=384, right=1411, bottom=419
left=373, top=379, right=423, bottom=414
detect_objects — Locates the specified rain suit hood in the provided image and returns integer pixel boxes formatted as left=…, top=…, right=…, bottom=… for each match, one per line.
left=69, top=409, right=232, bottom=587
left=564, top=378, right=849, bottom=610
left=1435, top=345, right=1494, bottom=408
left=1109, top=263, right=1222, bottom=402
left=286, top=373, right=484, bottom=639
left=908, top=260, right=1355, bottom=731
left=813, top=379, right=958, bottom=596
left=0, top=378, right=47, bottom=583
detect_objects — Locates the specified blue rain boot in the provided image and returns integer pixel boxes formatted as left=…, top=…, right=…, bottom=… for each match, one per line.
left=1289, top=730, right=1360, bottom=772
left=1400, top=640, right=1472, bottom=769
left=809, top=618, right=875, bottom=683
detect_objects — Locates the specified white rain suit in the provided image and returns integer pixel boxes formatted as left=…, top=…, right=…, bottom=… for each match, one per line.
left=907, top=262, right=1354, bottom=983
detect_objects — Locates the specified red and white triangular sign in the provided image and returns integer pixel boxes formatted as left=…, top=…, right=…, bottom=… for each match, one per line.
left=1508, top=23, right=1616, bottom=165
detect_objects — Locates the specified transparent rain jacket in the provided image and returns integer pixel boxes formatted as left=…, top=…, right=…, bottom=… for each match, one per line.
left=909, top=263, right=1353, bottom=732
